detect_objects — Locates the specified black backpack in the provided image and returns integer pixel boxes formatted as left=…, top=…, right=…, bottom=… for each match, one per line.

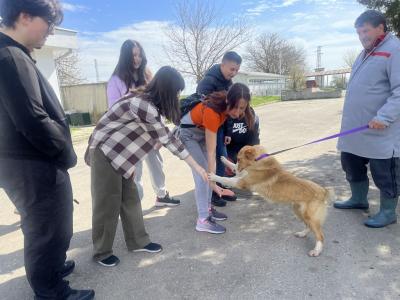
left=180, top=93, right=203, bottom=117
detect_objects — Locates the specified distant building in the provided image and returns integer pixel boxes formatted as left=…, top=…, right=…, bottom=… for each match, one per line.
left=233, top=71, right=287, bottom=96
left=1, top=17, right=78, bottom=104
left=32, top=27, right=78, bottom=104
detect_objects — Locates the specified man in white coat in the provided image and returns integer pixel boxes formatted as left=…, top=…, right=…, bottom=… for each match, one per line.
left=335, top=10, right=400, bottom=228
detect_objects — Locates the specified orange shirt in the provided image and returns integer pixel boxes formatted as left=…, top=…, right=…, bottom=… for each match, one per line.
left=190, top=103, right=227, bottom=133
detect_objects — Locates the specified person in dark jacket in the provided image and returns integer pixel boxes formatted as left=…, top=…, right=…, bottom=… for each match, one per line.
left=225, top=107, right=260, bottom=163
left=196, top=52, right=241, bottom=95
left=0, top=1, right=94, bottom=299
left=196, top=51, right=241, bottom=207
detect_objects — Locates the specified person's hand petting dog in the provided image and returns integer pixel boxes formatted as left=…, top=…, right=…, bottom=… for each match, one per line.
left=210, top=181, right=224, bottom=197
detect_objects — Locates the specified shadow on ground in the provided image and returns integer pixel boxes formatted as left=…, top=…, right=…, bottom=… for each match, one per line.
left=1, top=150, right=400, bottom=299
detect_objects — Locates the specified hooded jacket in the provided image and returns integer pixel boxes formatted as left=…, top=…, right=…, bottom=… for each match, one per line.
left=196, top=64, right=232, bottom=95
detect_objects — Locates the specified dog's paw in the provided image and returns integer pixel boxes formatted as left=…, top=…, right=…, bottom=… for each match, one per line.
left=308, top=241, right=323, bottom=257
left=294, top=229, right=309, bottom=238
left=308, top=249, right=321, bottom=257
left=208, top=173, right=218, bottom=182
left=220, top=156, right=229, bottom=164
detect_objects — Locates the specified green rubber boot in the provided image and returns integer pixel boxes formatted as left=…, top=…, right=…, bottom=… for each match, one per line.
left=334, top=180, right=369, bottom=209
left=364, top=196, right=398, bottom=228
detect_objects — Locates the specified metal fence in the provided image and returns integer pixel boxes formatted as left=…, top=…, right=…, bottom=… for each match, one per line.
left=246, top=79, right=287, bottom=96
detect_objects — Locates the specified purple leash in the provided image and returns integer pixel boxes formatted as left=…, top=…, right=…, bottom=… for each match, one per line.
left=255, top=125, right=369, bottom=161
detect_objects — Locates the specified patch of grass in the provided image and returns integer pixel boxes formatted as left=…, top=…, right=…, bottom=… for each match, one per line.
left=251, top=95, right=280, bottom=107
left=181, top=94, right=280, bottom=107
left=70, top=126, right=95, bottom=144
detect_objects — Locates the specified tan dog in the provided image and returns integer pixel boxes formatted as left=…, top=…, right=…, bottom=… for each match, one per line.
left=209, top=145, right=329, bottom=257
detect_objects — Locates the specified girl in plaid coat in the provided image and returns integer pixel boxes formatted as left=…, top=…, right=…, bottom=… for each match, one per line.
left=85, top=66, right=208, bottom=267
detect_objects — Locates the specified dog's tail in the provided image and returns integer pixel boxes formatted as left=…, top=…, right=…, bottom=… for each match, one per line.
left=323, top=187, right=335, bottom=205
left=317, top=187, right=331, bottom=225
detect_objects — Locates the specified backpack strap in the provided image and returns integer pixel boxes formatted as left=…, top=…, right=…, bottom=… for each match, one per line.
left=180, top=124, right=197, bottom=128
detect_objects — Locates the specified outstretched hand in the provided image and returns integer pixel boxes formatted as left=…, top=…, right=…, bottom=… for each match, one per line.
left=209, top=177, right=224, bottom=196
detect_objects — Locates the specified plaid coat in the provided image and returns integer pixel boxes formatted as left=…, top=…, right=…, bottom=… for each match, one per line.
left=85, top=95, right=189, bottom=179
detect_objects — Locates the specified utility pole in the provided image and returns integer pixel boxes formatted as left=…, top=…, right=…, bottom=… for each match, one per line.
left=315, top=46, right=324, bottom=88
left=94, top=59, right=99, bottom=82
left=316, top=46, right=323, bottom=70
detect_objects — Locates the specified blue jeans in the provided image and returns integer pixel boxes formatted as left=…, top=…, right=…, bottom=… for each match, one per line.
left=216, top=127, right=227, bottom=177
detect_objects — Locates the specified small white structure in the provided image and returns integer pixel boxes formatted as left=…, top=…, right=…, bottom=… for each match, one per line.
left=233, top=71, right=287, bottom=96
left=32, top=27, right=78, bottom=103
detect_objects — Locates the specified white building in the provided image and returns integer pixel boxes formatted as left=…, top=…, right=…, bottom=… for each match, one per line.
left=1, top=16, right=78, bottom=103
left=32, top=27, right=78, bottom=103
left=233, top=71, right=287, bottom=96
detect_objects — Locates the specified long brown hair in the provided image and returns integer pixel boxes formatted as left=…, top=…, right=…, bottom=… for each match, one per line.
left=201, top=85, right=254, bottom=130
left=130, top=66, right=184, bottom=125
left=112, top=40, right=148, bottom=93
left=203, top=91, right=228, bottom=113
left=227, top=83, right=254, bottom=130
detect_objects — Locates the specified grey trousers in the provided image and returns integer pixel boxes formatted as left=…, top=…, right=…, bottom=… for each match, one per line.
left=179, top=127, right=212, bottom=219
left=134, top=148, right=167, bottom=200
left=90, top=148, right=151, bottom=261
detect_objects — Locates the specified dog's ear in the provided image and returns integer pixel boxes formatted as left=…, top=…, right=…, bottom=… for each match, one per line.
left=244, top=147, right=257, bottom=160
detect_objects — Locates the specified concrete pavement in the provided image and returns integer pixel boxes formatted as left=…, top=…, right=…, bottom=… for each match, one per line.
left=1, top=98, right=399, bottom=299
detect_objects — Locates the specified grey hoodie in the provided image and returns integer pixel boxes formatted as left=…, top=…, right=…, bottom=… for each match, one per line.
left=337, top=33, right=400, bottom=159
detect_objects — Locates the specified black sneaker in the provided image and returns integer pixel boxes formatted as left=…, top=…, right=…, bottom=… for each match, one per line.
left=66, top=289, right=95, bottom=300
left=97, top=255, right=120, bottom=267
left=211, top=192, right=227, bottom=207
left=221, top=194, right=237, bottom=201
left=210, top=207, right=228, bottom=221
left=133, top=242, right=163, bottom=253
left=155, top=192, right=180, bottom=207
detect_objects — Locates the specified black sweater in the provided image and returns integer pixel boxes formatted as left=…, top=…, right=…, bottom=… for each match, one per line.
left=0, top=32, right=76, bottom=169
left=225, top=110, right=260, bottom=161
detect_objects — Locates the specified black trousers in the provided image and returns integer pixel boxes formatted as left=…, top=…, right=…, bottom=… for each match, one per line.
left=0, top=158, right=73, bottom=299
left=341, top=152, right=400, bottom=199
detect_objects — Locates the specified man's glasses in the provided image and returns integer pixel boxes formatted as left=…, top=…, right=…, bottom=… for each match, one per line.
left=40, top=17, right=55, bottom=33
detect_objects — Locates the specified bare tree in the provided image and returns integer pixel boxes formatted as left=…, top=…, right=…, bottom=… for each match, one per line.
left=245, top=33, right=306, bottom=75
left=54, top=50, right=86, bottom=86
left=342, top=48, right=360, bottom=68
left=287, top=64, right=306, bottom=91
left=164, top=0, right=251, bottom=83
